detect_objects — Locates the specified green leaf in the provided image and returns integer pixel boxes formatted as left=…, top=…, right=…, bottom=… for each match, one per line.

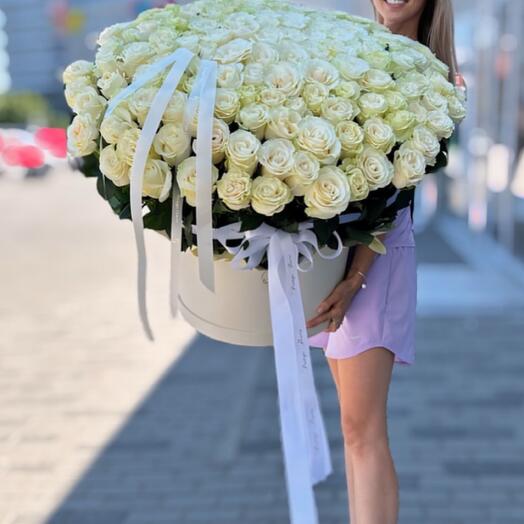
left=78, top=154, right=101, bottom=178
left=339, top=225, right=375, bottom=246
left=212, top=199, right=230, bottom=215
left=183, top=206, right=195, bottom=248
left=239, top=212, right=264, bottom=232
left=368, top=236, right=387, bottom=255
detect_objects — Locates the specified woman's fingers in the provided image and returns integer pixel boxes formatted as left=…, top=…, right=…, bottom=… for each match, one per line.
left=316, top=292, right=337, bottom=314
left=306, top=310, right=334, bottom=329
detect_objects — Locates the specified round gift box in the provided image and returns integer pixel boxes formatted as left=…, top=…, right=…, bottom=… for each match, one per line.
left=177, top=246, right=350, bottom=347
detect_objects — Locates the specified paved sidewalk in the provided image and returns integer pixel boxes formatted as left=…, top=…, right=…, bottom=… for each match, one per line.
left=1, top=169, right=524, bottom=524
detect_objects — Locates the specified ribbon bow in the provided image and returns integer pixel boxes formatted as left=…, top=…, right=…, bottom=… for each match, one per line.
left=186, top=220, right=347, bottom=523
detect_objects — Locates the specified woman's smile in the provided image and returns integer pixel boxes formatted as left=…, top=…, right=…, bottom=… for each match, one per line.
left=384, top=0, right=409, bottom=9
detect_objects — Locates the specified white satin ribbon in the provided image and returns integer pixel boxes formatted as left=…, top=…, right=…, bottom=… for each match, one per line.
left=170, top=180, right=184, bottom=317
left=101, top=47, right=220, bottom=333
left=169, top=58, right=219, bottom=316
left=192, top=60, right=218, bottom=292
left=189, top=219, right=350, bottom=524
left=105, top=47, right=194, bottom=340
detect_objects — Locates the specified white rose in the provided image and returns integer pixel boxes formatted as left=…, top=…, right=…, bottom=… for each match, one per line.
left=142, top=158, right=172, bottom=202
left=426, top=110, right=454, bottom=139
left=334, top=80, right=361, bottom=100
left=346, top=166, right=370, bottom=202
left=128, top=87, right=157, bottom=126
left=97, top=71, right=128, bottom=99
left=214, top=88, right=241, bottom=124
left=176, top=34, right=201, bottom=54
left=258, top=87, right=287, bottom=108
left=116, top=127, right=142, bottom=166
left=265, top=62, right=303, bottom=97
left=237, top=103, right=270, bottom=139
left=447, top=96, right=467, bottom=122
left=389, top=50, right=416, bottom=74
left=67, top=114, right=99, bottom=157
left=176, top=156, right=219, bottom=206
left=214, top=38, right=253, bottom=64
left=403, top=46, right=429, bottom=69
left=200, top=28, right=234, bottom=48
left=278, top=40, right=310, bottom=63
left=217, top=63, right=244, bottom=89
left=392, top=142, right=427, bottom=189
left=100, top=106, right=136, bottom=144
left=153, top=123, right=191, bottom=166
left=422, top=90, right=448, bottom=112
left=258, top=138, right=295, bottom=178
left=358, top=92, right=389, bottom=119
left=238, top=85, right=258, bottom=106
left=411, top=125, right=441, bottom=165
left=454, top=85, right=467, bottom=104
left=335, top=56, right=370, bottom=80
left=385, top=110, right=417, bottom=142
left=217, top=171, right=252, bottom=211
left=397, top=75, right=428, bottom=99
left=251, top=175, right=293, bottom=216
left=295, top=116, right=341, bottom=165
left=363, top=117, right=396, bottom=154
left=63, top=60, right=95, bottom=85
left=320, top=97, right=358, bottom=125
left=281, top=11, right=308, bottom=29
left=360, top=50, right=391, bottom=70
left=250, top=42, right=280, bottom=64
left=100, top=145, right=130, bottom=187
left=336, top=120, right=365, bottom=158
left=428, top=71, right=456, bottom=97
left=120, top=42, right=154, bottom=78
left=284, top=151, right=320, bottom=196
left=304, top=59, right=340, bottom=89
left=408, top=101, right=429, bottom=124
left=64, top=79, right=91, bottom=110
left=284, top=97, right=309, bottom=116
left=304, top=165, right=351, bottom=219
left=357, top=145, right=394, bottom=190
left=97, top=22, right=127, bottom=47
left=226, top=129, right=261, bottom=175
left=95, top=45, right=120, bottom=76
left=225, top=12, right=260, bottom=39
left=121, top=26, right=144, bottom=44
left=191, top=118, right=230, bottom=164
left=70, top=86, right=107, bottom=122
left=302, top=82, right=330, bottom=114
left=163, top=90, right=188, bottom=124
left=265, top=107, right=302, bottom=140
left=243, top=63, right=265, bottom=85
left=360, top=69, right=394, bottom=92
left=383, top=90, right=408, bottom=112
left=149, top=27, right=178, bottom=54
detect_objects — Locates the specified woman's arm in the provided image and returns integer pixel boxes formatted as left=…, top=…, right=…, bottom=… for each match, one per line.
left=306, top=232, right=386, bottom=332
left=343, top=232, right=386, bottom=283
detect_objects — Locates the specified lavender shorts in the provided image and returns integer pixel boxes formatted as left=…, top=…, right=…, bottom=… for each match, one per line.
left=308, top=207, right=417, bottom=366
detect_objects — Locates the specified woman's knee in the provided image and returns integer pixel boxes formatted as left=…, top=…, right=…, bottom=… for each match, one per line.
left=340, top=409, right=389, bottom=453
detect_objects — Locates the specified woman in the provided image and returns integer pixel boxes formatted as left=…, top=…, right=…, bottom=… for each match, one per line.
left=306, top=1, right=461, bottom=523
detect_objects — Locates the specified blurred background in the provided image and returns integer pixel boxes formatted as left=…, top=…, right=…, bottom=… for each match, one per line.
left=1, top=1, right=523, bottom=523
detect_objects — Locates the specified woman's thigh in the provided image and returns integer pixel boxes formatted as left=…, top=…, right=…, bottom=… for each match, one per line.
left=334, top=347, right=395, bottom=443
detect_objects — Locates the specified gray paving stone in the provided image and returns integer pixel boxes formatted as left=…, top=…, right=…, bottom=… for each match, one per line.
left=2, top=169, right=524, bottom=523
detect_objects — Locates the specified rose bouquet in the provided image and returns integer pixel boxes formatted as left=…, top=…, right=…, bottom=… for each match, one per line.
left=65, top=0, right=465, bottom=266
left=64, top=2, right=466, bottom=522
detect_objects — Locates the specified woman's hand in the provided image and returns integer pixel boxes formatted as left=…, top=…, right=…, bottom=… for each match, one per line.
left=306, top=274, right=363, bottom=333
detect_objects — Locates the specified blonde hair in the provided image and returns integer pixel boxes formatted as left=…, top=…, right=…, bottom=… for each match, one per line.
left=372, top=0, right=458, bottom=81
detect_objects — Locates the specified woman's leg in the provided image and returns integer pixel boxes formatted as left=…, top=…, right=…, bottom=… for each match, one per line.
left=336, top=347, right=398, bottom=524
left=326, top=356, right=357, bottom=524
